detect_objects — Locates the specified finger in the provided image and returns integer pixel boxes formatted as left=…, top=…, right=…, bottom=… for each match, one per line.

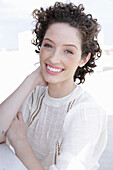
left=17, top=111, right=23, bottom=121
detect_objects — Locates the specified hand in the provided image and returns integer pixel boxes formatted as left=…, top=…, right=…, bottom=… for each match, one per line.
left=7, top=112, right=44, bottom=170
left=29, top=66, right=48, bottom=88
left=6, top=111, right=27, bottom=149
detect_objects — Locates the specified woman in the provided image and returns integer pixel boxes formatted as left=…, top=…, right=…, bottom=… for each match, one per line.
left=0, top=2, right=107, bottom=170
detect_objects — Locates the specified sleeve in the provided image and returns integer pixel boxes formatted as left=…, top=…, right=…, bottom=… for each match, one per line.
left=49, top=102, right=107, bottom=170
left=20, top=87, right=39, bottom=123
left=20, top=86, right=45, bottom=123
left=20, top=91, right=33, bottom=123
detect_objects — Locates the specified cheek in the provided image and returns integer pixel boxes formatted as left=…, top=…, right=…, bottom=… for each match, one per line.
left=40, top=49, right=47, bottom=66
left=63, top=57, right=76, bottom=68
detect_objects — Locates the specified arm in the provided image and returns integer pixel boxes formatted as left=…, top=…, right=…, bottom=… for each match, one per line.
left=0, top=67, right=47, bottom=143
left=6, top=111, right=44, bottom=170
left=15, top=140, right=44, bottom=170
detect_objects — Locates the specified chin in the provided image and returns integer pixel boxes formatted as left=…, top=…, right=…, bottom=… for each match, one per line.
left=45, top=78, right=57, bottom=84
left=44, top=76, right=58, bottom=85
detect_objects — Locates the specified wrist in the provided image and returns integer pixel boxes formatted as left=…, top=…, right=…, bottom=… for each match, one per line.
left=27, top=67, right=47, bottom=88
left=27, top=70, right=40, bottom=89
left=14, top=138, right=28, bottom=155
left=14, top=137, right=44, bottom=170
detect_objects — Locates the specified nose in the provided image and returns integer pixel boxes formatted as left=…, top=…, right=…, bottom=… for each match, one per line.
left=49, top=50, right=60, bottom=64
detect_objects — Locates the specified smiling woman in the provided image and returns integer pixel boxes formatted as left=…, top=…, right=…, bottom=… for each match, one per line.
left=0, top=2, right=107, bottom=170
left=32, top=3, right=101, bottom=84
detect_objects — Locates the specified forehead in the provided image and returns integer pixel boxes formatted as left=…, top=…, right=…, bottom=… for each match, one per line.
left=44, top=23, right=82, bottom=47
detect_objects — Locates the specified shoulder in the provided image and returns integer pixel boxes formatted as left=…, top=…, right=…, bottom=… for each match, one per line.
left=21, top=85, right=47, bottom=114
left=32, top=85, right=46, bottom=102
left=73, top=86, right=106, bottom=119
left=63, top=87, right=107, bottom=134
left=21, top=86, right=47, bottom=123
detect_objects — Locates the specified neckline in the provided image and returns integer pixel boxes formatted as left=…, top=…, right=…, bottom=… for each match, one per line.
left=43, top=85, right=81, bottom=107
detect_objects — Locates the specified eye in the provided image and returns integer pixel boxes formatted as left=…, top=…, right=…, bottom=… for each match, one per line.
left=65, top=50, right=73, bottom=55
left=44, top=43, right=52, bottom=48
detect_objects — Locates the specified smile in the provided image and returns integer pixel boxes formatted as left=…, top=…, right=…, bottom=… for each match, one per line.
left=46, top=64, right=64, bottom=75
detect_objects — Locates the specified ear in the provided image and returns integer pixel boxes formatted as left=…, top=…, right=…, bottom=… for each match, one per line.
left=79, top=53, right=91, bottom=67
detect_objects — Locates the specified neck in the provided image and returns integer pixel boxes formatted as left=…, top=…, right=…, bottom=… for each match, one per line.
left=48, top=82, right=76, bottom=98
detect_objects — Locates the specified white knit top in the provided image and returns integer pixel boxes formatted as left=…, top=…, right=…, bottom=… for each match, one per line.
left=21, top=85, right=107, bottom=170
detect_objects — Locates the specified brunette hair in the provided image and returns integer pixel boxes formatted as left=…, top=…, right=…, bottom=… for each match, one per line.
left=32, top=2, right=102, bottom=84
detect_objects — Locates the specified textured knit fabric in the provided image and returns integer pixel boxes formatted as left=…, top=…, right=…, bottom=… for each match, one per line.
left=21, top=85, right=107, bottom=170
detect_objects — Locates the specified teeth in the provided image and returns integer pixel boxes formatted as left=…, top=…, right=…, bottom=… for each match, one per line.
left=47, top=65, right=62, bottom=72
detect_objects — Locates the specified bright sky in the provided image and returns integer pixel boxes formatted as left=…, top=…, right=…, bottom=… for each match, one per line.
left=0, top=0, right=113, bottom=49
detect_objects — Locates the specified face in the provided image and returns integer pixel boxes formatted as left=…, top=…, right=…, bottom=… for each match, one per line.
left=40, top=23, right=85, bottom=86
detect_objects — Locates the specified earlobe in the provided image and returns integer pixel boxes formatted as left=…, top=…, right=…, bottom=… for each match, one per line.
left=79, top=53, right=91, bottom=67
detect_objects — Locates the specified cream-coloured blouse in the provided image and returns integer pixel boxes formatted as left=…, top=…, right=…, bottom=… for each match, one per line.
left=21, top=85, right=107, bottom=170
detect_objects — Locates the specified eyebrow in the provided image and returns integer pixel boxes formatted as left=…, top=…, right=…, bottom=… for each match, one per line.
left=63, top=44, right=78, bottom=50
left=44, top=38, right=78, bottom=50
left=44, top=38, right=55, bottom=44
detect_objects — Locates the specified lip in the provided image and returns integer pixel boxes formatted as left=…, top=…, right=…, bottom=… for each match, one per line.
left=47, top=63, right=64, bottom=70
left=45, top=63, right=64, bottom=75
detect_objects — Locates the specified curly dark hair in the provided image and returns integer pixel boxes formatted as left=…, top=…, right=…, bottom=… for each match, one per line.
left=32, top=2, right=102, bottom=84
